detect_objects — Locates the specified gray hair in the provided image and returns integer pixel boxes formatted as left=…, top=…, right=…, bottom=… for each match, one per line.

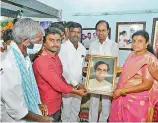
left=12, top=18, right=45, bottom=44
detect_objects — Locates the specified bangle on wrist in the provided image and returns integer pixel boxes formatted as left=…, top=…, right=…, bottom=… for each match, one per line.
left=120, top=88, right=127, bottom=96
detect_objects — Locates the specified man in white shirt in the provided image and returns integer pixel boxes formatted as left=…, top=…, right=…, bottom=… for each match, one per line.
left=59, top=22, right=87, bottom=122
left=0, top=29, right=27, bottom=122
left=86, top=20, right=119, bottom=122
left=1, top=21, right=53, bottom=122
left=1, top=50, right=28, bottom=122
left=0, top=43, right=53, bottom=122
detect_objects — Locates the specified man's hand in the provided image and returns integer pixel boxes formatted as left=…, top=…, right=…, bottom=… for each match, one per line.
left=39, top=116, right=54, bottom=122
left=77, top=89, right=87, bottom=96
left=85, top=54, right=92, bottom=61
left=23, top=111, right=54, bottom=122
left=38, top=104, right=48, bottom=116
left=77, top=84, right=86, bottom=91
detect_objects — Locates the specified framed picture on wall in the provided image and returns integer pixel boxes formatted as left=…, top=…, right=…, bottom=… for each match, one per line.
left=116, top=22, right=146, bottom=50
left=82, top=28, right=111, bottom=49
left=85, top=55, right=117, bottom=96
left=40, top=21, right=52, bottom=29
left=151, top=18, right=158, bottom=57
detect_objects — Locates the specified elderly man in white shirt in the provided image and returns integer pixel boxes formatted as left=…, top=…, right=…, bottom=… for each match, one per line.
left=0, top=21, right=53, bottom=122
left=1, top=51, right=28, bottom=122
left=0, top=29, right=28, bottom=122
left=85, top=20, right=119, bottom=122
left=59, top=22, right=87, bottom=122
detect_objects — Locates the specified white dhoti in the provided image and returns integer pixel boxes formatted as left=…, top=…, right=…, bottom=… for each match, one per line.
left=89, top=94, right=111, bottom=122
left=61, top=93, right=82, bottom=122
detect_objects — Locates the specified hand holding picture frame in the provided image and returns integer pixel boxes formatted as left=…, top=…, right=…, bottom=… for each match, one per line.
left=85, top=55, right=117, bottom=96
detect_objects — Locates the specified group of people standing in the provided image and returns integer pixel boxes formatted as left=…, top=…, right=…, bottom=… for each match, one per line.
left=1, top=18, right=158, bottom=122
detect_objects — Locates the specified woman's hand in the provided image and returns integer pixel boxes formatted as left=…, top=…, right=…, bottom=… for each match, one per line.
left=113, top=89, right=122, bottom=99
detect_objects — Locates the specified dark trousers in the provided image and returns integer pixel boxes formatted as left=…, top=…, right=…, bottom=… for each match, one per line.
left=49, top=110, right=61, bottom=122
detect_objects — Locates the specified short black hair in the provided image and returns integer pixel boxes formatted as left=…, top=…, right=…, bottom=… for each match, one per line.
left=68, top=22, right=82, bottom=30
left=94, top=61, right=110, bottom=72
left=43, top=27, right=61, bottom=43
left=95, top=20, right=110, bottom=30
left=3, top=29, right=13, bottom=42
left=51, top=23, right=65, bottom=33
left=64, top=21, right=74, bottom=28
left=132, top=30, right=149, bottom=41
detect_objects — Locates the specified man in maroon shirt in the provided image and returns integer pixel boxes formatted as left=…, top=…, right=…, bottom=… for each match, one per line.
left=33, top=27, right=87, bottom=121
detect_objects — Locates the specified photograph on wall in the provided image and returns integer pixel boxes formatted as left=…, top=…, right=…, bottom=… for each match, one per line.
left=151, top=18, right=158, bottom=57
left=116, top=22, right=146, bottom=50
left=40, top=21, right=52, bottom=29
left=82, top=28, right=111, bottom=49
left=81, top=28, right=97, bottom=49
left=85, top=55, right=117, bottom=96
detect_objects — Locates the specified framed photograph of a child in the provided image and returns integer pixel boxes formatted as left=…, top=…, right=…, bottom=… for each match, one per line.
left=116, top=22, right=146, bottom=50
left=85, top=55, right=117, bottom=96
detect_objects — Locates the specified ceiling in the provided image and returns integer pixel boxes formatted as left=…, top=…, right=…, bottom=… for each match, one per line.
left=1, top=0, right=60, bottom=18
left=36, top=0, right=158, bottom=14
left=1, top=0, right=158, bottom=19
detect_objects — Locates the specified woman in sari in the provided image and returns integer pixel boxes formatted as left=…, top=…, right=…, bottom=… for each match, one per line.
left=109, top=30, right=158, bottom=122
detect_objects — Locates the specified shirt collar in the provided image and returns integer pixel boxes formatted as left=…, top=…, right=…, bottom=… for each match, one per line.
left=95, top=78, right=105, bottom=83
left=67, top=39, right=81, bottom=49
left=41, top=48, right=58, bottom=59
left=10, top=41, right=22, bottom=53
left=97, top=37, right=109, bottom=45
left=62, top=39, right=69, bottom=44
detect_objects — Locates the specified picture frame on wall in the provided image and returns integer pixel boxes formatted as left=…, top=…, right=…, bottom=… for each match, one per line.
left=40, top=21, right=52, bottom=29
left=85, top=55, right=117, bottom=96
left=151, top=18, right=158, bottom=57
left=116, top=22, right=146, bottom=50
left=82, top=28, right=111, bottom=49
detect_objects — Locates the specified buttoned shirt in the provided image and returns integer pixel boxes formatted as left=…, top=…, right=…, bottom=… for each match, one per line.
left=89, top=37, right=119, bottom=57
left=59, top=40, right=86, bottom=86
left=33, top=49, right=72, bottom=115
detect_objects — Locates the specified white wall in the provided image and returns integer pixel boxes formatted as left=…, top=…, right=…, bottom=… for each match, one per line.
left=36, top=0, right=158, bottom=66
left=63, top=13, right=158, bottom=66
